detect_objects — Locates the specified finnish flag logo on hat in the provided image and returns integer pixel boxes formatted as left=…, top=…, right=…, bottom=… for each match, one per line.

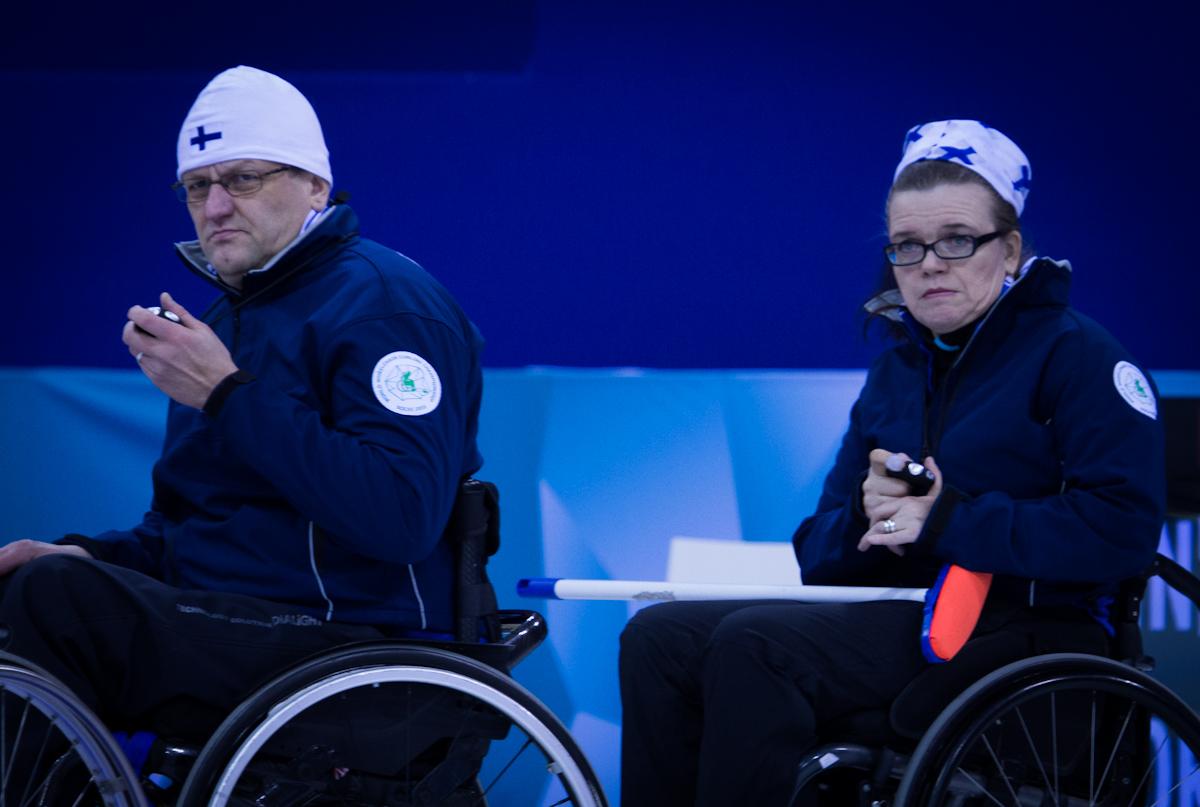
left=188, top=126, right=223, bottom=152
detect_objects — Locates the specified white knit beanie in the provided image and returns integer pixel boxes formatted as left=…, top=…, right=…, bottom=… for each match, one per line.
left=176, top=66, right=332, bottom=186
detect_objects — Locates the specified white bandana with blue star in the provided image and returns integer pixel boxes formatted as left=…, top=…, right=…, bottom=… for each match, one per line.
left=895, top=120, right=1031, bottom=216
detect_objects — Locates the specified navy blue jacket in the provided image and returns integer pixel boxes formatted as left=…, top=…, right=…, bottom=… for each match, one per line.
left=81, top=205, right=484, bottom=631
left=793, top=258, right=1164, bottom=611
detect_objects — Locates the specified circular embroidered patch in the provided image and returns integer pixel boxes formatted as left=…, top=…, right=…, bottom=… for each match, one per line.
left=1112, top=360, right=1156, bottom=420
left=372, top=351, right=442, bottom=416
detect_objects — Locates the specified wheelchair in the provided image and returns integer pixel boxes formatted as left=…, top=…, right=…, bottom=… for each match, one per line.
left=0, top=653, right=147, bottom=806
left=791, top=552, right=1200, bottom=806
left=0, top=479, right=607, bottom=807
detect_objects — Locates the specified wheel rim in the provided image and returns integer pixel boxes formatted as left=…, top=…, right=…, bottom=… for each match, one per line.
left=0, top=664, right=147, bottom=807
left=901, top=659, right=1200, bottom=806
left=197, top=663, right=603, bottom=807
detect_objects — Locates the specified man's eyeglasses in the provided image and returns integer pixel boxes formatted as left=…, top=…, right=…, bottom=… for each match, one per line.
left=172, top=166, right=294, bottom=205
left=884, top=230, right=1008, bottom=267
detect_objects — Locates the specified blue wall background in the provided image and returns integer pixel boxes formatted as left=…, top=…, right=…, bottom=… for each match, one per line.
left=2, top=2, right=1197, bottom=371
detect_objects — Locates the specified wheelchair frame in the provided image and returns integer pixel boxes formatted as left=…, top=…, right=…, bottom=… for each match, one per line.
left=174, top=610, right=605, bottom=806
left=791, top=553, right=1200, bottom=807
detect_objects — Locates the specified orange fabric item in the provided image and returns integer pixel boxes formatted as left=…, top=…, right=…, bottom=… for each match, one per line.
left=921, top=564, right=993, bottom=662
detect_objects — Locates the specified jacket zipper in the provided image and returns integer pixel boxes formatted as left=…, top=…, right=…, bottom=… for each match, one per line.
left=917, top=277, right=1040, bottom=607
left=918, top=279, right=1017, bottom=457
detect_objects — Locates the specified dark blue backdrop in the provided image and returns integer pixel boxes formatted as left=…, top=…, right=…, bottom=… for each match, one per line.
left=4, top=2, right=1196, bottom=370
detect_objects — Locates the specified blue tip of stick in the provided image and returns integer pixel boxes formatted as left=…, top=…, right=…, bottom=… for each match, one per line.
left=516, top=578, right=561, bottom=599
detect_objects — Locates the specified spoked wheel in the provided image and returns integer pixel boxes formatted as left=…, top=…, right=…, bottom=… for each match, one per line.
left=177, top=644, right=606, bottom=807
left=0, top=663, right=148, bottom=807
left=895, top=653, right=1200, bottom=806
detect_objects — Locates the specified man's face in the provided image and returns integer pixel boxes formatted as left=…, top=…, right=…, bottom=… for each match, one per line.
left=182, top=159, right=328, bottom=288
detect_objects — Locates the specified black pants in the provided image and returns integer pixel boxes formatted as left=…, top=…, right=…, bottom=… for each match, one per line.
left=0, top=554, right=388, bottom=737
left=618, top=598, right=930, bottom=807
left=618, top=597, right=1110, bottom=807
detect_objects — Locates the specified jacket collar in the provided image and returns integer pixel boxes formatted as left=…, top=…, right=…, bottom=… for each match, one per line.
left=864, top=256, right=1072, bottom=340
left=173, top=204, right=360, bottom=298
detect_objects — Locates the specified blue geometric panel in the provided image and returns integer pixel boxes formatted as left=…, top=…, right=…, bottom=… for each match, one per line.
left=721, top=371, right=865, bottom=544
left=535, top=371, right=745, bottom=580
left=565, top=711, right=621, bottom=805
left=0, top=368, right=165, bottom=538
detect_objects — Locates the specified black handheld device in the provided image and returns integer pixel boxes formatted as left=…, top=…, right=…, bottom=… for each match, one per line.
left=884, top=454, right=936, bottom=496
left=135, top=306, right=182, bottom=335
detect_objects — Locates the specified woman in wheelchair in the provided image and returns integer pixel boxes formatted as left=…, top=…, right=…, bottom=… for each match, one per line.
left=619, top=120, right=1178, bottom=806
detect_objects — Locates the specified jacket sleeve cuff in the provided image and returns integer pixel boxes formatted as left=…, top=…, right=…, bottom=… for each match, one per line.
left=913, top=485, right=968, bottom=555
left=203, top=369, right=257, bottom=417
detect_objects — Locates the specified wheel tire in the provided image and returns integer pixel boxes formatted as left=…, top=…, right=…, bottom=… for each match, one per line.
left=894, top=653, right=1200, bottom=806
left=177, top=644, right=606, bottom=807
left=0, top=663, right=148, bottom=807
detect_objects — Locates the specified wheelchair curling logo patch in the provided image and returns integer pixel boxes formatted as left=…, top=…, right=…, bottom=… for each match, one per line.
left=373, top=351, right=442, bottom=416
left=1112, top=361, right=1156, bottom=420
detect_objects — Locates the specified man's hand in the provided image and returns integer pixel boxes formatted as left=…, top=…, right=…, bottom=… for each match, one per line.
left=123, top=292, right=238, bottom=409
left=0, top=539, right=91, bottom=577
left=858, top=453, right=943, bottom=556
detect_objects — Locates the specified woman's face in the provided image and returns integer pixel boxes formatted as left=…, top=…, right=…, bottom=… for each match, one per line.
left=887, top=183, right=1022, bottom=335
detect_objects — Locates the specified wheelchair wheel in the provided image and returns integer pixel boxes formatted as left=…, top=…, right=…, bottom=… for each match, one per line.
left=176, top=644, right=606, bottom=807
left=0, top=662, right=148, bottom=807
left=894, top=653, right=1200, bottom=806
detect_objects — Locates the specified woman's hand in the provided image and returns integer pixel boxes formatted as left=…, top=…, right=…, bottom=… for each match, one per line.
left=862, top=448, right=914, bottom=526
left=858, top=453, right=943, bottom=556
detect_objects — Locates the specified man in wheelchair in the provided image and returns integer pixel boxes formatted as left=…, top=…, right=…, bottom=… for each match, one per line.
left=0, top=65, right=492, bottom=802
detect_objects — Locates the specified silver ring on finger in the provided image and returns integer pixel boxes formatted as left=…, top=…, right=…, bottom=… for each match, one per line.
left=135, top=352, right=145, bottom=363
left=881, top=518, right=897, bottom=534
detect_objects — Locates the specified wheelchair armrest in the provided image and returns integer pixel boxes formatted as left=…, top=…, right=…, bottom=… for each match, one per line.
left=421, top=609, right=548, bottom=673
left=1152, top=552, right=1200, bottom=610
left=496, top=609, right=548, bottom=668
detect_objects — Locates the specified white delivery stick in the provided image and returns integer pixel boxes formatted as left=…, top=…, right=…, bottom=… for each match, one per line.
left=517, top=577, right=928, bottom=603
